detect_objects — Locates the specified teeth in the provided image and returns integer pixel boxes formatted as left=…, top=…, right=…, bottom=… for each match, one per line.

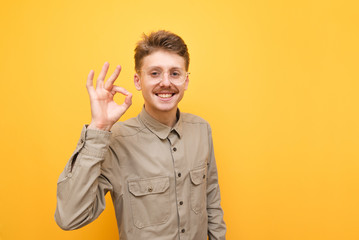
left=157, top=93, right=173, bottom=98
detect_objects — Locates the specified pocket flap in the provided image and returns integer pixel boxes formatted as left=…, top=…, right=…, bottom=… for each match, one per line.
left=128, top=176, right=170, bottom=197
left=190, top=167, right=207, bottom=185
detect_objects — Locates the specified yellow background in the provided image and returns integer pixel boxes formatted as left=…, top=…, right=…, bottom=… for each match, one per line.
left=0, top=0, right=358, bottom=239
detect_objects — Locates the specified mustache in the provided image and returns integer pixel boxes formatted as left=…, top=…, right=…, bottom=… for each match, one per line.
left=153, top=86, right=179, bottom=93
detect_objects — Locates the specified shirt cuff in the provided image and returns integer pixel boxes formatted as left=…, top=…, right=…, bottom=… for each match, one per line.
left=79, top=124, right=112, bottom=158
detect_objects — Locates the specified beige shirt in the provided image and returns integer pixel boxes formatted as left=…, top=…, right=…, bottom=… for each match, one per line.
left=55, top=108, right=226, bottom=240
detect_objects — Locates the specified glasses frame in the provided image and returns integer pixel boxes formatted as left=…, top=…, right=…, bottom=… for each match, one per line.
left=139, top=69, right=190, bottom=85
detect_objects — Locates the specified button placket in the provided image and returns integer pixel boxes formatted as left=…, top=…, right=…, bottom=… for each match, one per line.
left=168, top=131, right=187, bottom=238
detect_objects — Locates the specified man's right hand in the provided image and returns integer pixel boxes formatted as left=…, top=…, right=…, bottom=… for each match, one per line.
left=86, top=62, right=132, bottom=131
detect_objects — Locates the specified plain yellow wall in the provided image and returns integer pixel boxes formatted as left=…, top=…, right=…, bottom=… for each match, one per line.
left=1, top=0, right=358, bottom=239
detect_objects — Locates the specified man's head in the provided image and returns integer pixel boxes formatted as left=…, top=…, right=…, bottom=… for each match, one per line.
left=134, top=30, right=190, bottom=73
left=133, top=30, right=190, bottom=121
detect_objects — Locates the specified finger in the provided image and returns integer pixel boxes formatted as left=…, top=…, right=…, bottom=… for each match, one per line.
left=110, top=85, right=130, bottom=96
left=86, top=70, right=95, bottom=95
left=119, top=92, right=133, bottom=112
left=111, top=86, right=132, bottom=110
left=97, top=62, right=109, bottom=88
left=104, top=65, right=121, bottom=90
left=123, top=92, right=133, bottom=109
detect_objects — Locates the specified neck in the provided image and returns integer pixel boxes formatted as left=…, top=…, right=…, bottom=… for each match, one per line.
left=144, top=106, right=178, bottom=127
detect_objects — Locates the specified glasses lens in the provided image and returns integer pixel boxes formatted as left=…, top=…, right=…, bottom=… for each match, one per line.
left=169, top=70, right=186, bottom=84
left=148, top=70, right=161, bottom=83
left=144, top=69, right=187, bottom=85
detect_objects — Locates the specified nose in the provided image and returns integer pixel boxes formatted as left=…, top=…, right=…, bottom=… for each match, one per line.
left=159, top=72, right=171, bottom=86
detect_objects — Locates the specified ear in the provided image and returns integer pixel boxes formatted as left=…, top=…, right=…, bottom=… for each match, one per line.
left=134, top=73, right=142, bottom=91
left=184, top=74, right=189, bottom=90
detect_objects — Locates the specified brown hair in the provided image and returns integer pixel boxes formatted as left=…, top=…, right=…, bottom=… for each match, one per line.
left=134, top=30, right=190, bottom=73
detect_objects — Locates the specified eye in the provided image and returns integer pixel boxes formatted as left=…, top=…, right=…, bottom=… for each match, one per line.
left=170, top=71, right=181, bottom=78
left=150, top=71, right=160, bottom=78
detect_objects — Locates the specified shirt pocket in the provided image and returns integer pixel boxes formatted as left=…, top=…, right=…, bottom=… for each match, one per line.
left=190, top=166, right=207, bottom=214
left=128, top=176, right=170, bottom=229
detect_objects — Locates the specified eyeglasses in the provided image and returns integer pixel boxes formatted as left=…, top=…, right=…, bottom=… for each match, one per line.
left=140, top=69, right=189, bottom=85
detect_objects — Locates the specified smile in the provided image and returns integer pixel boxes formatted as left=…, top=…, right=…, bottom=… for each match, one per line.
left=156, top=93, right=175, bottom=98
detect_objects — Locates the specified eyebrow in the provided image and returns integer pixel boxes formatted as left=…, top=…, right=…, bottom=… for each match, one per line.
left=146, top=65, right=183, bottom=70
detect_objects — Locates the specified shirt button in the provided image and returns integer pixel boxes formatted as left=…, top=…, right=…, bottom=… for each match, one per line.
left=179, top=201, right=183, bottom=205
left=173, top=147, right=177, bottom=152
left=178, top=172, right=181, bottom=177
left=148, top=187, right=153, bottom=192
left=181, top=229, right=185, bottom=233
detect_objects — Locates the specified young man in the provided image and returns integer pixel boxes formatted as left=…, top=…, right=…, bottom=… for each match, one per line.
left=55, top=30, right=226, bottom=239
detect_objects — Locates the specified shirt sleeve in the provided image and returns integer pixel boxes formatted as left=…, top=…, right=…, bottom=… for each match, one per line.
left=54, top=125, right=114, bottom=230
left=207, top=125, right=227, bottom=240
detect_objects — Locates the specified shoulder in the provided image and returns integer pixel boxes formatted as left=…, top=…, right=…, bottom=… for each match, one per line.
left=181, top=112, right=209, bottom=124
left=181, top=112, right=212, bottom=131
left=110, top=116, right=145, bottom=138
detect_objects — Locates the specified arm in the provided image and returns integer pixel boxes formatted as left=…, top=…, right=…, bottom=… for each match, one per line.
left=55, top=62, right=132, bottom=230
left=207, top=125, right=226, bottom=240
left=55, top=126, right=113, bottom=230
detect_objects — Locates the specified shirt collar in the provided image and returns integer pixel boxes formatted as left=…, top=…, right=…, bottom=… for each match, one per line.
left=139, top=106, right=183, bottom=140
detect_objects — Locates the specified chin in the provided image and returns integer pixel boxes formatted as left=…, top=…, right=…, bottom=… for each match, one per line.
left=145, top=100, right=177, bottom=113
left=155, top=103, right=178, bottom=112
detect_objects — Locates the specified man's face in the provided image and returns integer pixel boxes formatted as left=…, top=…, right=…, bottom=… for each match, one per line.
left=134, top=50, right=189, bottom=116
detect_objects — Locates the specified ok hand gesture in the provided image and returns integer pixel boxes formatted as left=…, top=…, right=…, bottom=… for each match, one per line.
left=86, top=62, right=132, bottom=131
